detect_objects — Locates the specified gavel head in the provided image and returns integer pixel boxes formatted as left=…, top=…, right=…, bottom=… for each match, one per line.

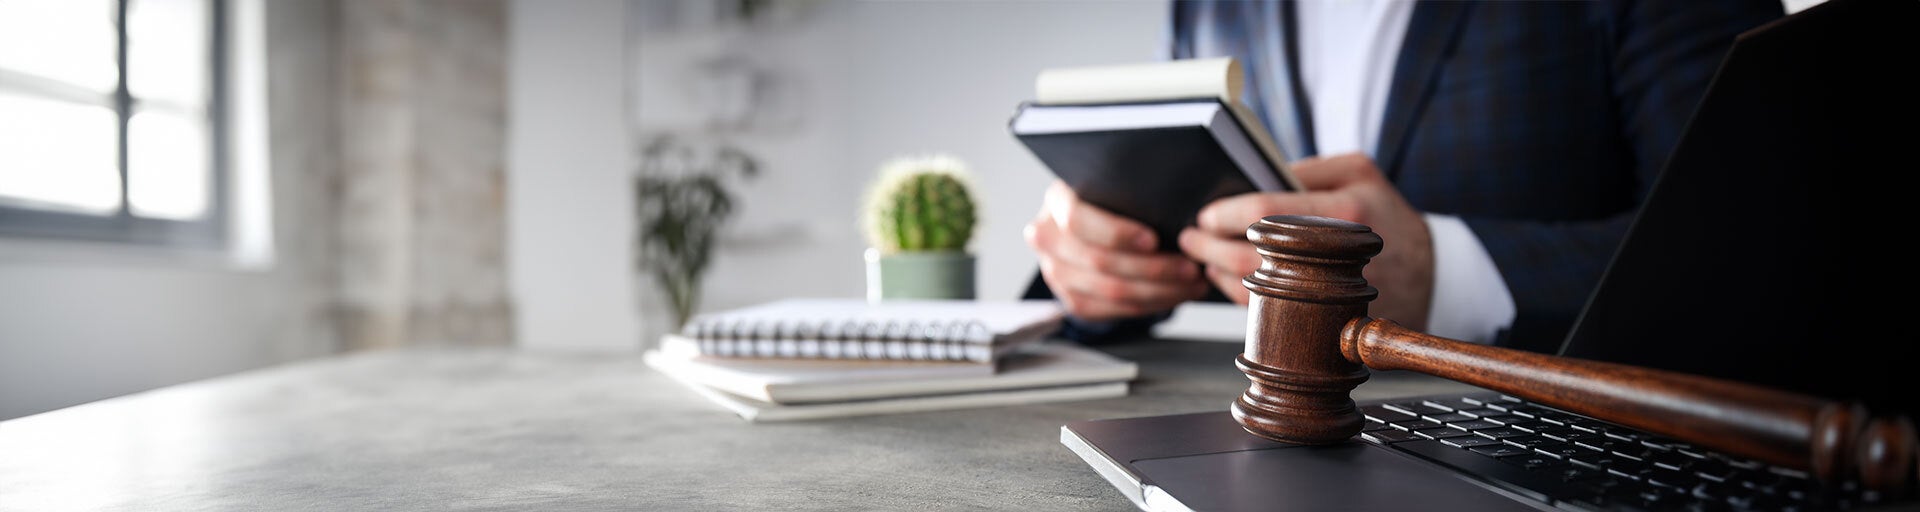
left=1231, top=215, right=1383, bottom=444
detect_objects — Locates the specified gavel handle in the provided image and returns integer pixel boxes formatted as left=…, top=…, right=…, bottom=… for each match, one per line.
left=1342, top=317, right=1916, bottom=493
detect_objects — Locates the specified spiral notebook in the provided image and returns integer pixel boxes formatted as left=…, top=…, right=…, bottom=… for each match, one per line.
left=666, top=298, right=1066, bottom=363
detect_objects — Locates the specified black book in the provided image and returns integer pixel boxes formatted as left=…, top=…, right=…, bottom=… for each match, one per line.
left=1009, top=96, right=1297, bottom=252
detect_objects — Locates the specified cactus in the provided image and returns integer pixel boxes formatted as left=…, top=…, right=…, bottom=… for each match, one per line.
left=863, top=154, right=978, bottom=255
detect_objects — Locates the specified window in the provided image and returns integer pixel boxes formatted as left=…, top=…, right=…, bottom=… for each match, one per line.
left=0, top=0, right=228, bottom=247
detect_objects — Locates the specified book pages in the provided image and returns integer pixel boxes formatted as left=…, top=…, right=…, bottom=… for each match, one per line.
left=1034, top=57, right=1242, bottom=105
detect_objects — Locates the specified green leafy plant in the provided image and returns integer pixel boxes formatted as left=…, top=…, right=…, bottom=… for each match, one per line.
left=861, top=154, right=978, bottom=255
left=634, top=134, right=759, bottom=329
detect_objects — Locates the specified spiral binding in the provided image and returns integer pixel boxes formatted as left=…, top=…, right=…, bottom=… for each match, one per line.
left=679, top=315, right=997, bottom=362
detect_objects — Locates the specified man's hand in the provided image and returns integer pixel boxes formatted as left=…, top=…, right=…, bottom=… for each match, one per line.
left=1176, top=153, right=1436, bottom=331
left=1025, top=180, right=1209, bottom=321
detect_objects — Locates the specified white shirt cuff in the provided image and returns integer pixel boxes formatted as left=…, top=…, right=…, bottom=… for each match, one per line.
left=1422, top=213, right=1515, bottom=344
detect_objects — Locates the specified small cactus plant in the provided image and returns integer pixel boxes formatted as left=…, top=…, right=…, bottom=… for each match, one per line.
left=862, top=154, right=978, bottom=255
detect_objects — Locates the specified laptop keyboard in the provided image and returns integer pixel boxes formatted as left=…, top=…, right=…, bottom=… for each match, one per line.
left=1357, top=393, right=1886, bottom=511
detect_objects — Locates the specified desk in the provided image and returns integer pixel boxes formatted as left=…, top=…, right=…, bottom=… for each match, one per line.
left=0, top=338, right=1484, bottom=511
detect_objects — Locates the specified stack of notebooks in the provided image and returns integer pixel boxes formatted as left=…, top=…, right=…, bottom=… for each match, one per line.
left=643, top=298, right=1138, bottom=422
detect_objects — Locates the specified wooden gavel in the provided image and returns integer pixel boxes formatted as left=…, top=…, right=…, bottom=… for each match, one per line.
left=1231, top=215, right=1917, bottom=496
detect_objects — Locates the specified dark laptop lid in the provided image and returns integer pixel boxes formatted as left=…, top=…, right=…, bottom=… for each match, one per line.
left=1557, top=0, right=1916, bottom=415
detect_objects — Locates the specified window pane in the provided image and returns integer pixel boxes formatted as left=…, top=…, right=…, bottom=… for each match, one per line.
left=127, top=109, right=209, bottom=220
left=0, top=91, right=122, bottom=215
left=126, top=0, right=209, bottom=106
left=0, top=0, right=119, bottom=94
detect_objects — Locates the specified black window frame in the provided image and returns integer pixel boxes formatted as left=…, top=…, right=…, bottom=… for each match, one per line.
left=0, top=0, right=231, bottom=248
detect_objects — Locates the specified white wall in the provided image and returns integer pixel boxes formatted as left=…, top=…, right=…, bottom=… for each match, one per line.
left=509, top=0, right=1169, bottom=350
left=0, top=0, right=339, bottom=421
left=506, top=0, right=642, bottom=351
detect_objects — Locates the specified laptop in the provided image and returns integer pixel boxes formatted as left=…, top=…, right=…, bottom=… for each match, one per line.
left=1059, top=0, right=1918, bottom=510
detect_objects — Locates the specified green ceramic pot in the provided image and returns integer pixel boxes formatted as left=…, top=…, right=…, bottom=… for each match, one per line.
left=864, top=248, right=977, bottom=302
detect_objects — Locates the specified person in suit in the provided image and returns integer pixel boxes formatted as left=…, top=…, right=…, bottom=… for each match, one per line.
left=1023, top=0, right=1785, bottom=352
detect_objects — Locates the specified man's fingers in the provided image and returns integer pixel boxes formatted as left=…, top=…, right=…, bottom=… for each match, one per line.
left=1037, top=254, right=1206, bottom=320
left=1205, top=266, right=1252, bottom=305
left=1288, top=152, right=1382, bottom=191
left=1031, top=211, right=1208, bottom=320
left=1195, top=193, right=1278, bottom=234
left=1046, top=181, right=1157, bottom=251
left=1196, top=190, right=1365, bottom=233
left=1029, top=213, right=1196, bottom=281
left=1177, top=228, right=1264, bottom=284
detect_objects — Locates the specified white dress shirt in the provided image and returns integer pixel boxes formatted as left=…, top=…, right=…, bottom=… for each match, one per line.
left=1295, top=0, right=1515, bottom=343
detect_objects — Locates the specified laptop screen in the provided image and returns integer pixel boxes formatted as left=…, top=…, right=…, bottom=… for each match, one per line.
left=1556, top=0, right=1915, bottom=415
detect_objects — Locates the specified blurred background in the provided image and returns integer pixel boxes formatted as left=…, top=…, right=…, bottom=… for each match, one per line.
left=0, top=0, right=1168, bottom=421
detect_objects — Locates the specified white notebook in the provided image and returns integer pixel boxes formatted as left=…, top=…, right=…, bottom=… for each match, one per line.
left=646, top=342, right=1139, bottom=421
left=678, top=380, right=1129, bottom=423
left=671, top=298, right=1065, bottom=363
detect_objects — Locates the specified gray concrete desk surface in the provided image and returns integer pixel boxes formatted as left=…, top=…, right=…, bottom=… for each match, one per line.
left=0, top=337, right=1485, bottom=511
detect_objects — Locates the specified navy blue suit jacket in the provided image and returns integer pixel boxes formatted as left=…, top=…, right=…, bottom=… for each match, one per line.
left=1026, top=0, right=1783, bottom=351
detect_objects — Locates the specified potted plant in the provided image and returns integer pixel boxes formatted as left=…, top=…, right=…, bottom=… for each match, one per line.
left=634, top=134, right=759, bottom=331
left=861, top=153, right=979, bottom=302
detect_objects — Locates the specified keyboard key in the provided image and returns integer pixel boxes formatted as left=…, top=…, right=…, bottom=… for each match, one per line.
left=1569, top=452, right=1621, bottom=470
left=1504, top=406, right=1545, bottom=419
left=1447, top=419, right=1501, bottom=431
left=1510, top=422, right=1557, bottom=433
left=1443, top=436, right=1506, bottom=449
left=1605, top=483, right=1688, bottom=510
left=1644, top=468, right=1695, bottom=489
left=1603, top=430, right=1645, bottom=443
left=1501, top=454, right=1567, bottom=471
left=1550, top=466, right=1608, bottom=483
left=1415, top=427, right=1475, bottom=440
left=1691, top=461, right=1740, bottom=483
left=1689, top=481, right=1732, bottom=501
left=1675, top=446, right=1711, bottom=459
left=1422, top=413, right=1475, bottom=423
left=1360, top=404, right=1417, bottom=423
left=1766, top=465, right=1811, bottom=480
left=1512, top=410, right=1574, bottom=425
left=1362, top=429, right=1421, bottom=444
left=1475, top=427, right=1529, bottom=440
left=1362, top=419, right=1392, bottom=432
left=1503, top=435, right=1554, bottom=449
left=1576, top=476, right=1626, bottom=495
left=1639, top=437, right=1679, bottom=451
left=1390, top=419, right=1443, bottom=431
left=1480, top=415, right=1528, bottom=426
left=1607, top=460, right=1657, bottom=482
left=1387, top=401, right=1448, bottom=415
left=1456, top=408, right=1504, bottom=418
left=1575, top=438, right=1637, bottom=454
left=1535, top=443, right=1591, bottom=460
left=1567, top=422, right=1629, bottom=439
left=1531, top=412, right=1575, bottom=426
left=1560, top=417, right=1606, bottom=430
left=1470, top=444, right=1533, bottom=457
left=1539, top=428, right=1598, bottom=443
left=1648, top=451, right=1697, bottom=471
left=1419, top=399, right=1457, bottom=412
left=1458, top=395, right=1497, bottom=406
left=1611, top=446, right=1656, bottom=462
